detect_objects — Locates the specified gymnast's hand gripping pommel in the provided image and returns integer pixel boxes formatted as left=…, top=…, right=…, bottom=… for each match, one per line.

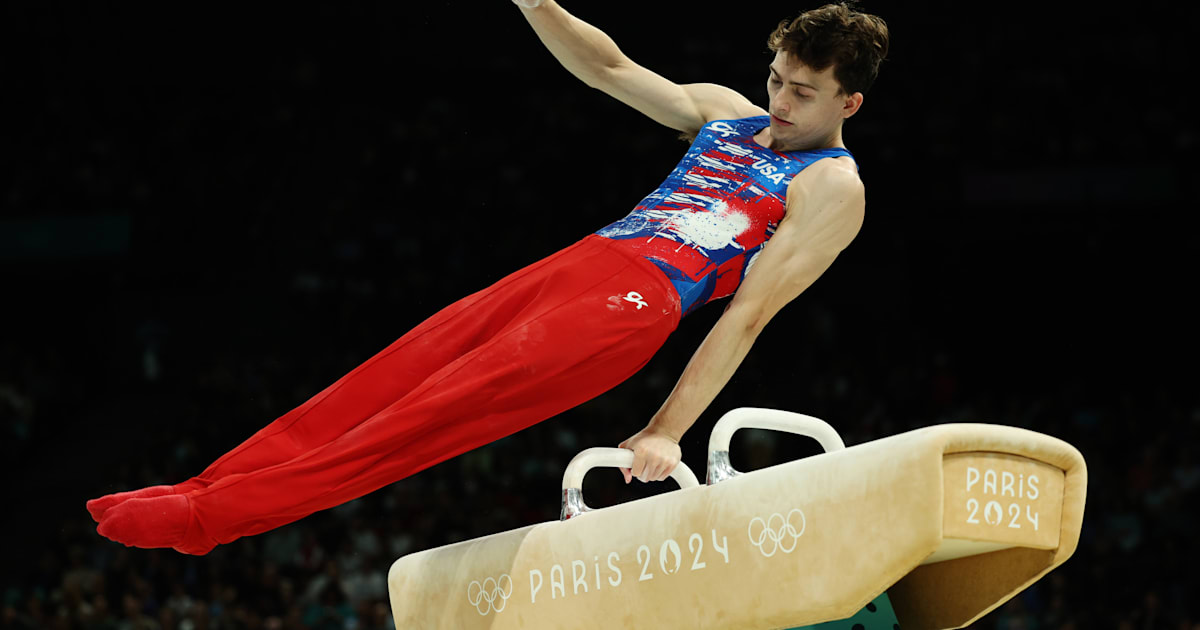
left=617, top=425, right=683, bottom=484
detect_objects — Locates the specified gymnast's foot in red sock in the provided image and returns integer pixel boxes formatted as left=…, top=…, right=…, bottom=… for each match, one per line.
left=96, top=495, right=192, bottom=550
left=86, top=479, right=209, bottom=522
left=86, top=486, right=174, bottom=522
left=96, top=494, right=219, bottom=555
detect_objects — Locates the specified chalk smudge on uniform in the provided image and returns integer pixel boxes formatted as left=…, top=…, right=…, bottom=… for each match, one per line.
left=597, top=198, right=750, bottom=256
left=652, top=198, right=749, bottom=254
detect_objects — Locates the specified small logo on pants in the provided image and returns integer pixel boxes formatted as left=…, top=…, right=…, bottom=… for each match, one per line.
left=622, top=291, right=648, bottom=310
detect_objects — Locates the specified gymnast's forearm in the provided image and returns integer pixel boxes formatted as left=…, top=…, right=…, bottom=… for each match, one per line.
left=647, top=304, right=762, bottom=442
left=515, top=0, right=628, bottom=88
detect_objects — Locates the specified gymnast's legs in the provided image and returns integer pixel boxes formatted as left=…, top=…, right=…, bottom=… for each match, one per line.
left=89, top=235, right=680, bottom=554
left=86, top=240, right=592, bottom=518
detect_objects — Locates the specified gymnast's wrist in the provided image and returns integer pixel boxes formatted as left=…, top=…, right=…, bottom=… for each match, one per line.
left=645, top=419, right=684, bottom=444
left=512, top=0, right=545, bottom=9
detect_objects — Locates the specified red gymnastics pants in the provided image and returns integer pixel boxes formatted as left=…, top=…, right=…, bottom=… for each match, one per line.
left=168, top=235, right=681, bottom=553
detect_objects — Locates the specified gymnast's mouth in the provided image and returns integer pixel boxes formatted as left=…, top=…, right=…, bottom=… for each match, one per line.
left=771, top=114, right=793, bottom=126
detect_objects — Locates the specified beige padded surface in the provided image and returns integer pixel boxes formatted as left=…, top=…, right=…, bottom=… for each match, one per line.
left=387, top=423, right=1086, bottom=630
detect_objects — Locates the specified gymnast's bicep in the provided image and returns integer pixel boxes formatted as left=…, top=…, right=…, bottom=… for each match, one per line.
left=592, top=60, right=763, bottom=135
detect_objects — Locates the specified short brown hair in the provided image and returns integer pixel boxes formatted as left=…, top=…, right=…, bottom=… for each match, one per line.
left=767, top=2, right=890, bottom=96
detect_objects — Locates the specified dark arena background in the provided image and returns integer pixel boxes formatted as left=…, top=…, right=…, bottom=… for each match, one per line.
left=3, top=1, right=1198, bottom=628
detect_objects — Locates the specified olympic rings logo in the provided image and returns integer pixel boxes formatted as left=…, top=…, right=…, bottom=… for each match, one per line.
left=466, top=574, right=513, bottom=616
left=747, top=508, right=806, bottom=557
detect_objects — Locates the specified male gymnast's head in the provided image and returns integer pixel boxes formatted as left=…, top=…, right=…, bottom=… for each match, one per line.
left=758, top=3, right=889, bottom=151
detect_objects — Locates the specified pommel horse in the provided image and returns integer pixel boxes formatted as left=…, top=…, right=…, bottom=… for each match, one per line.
left=387, top=408, right=1087, bottom=629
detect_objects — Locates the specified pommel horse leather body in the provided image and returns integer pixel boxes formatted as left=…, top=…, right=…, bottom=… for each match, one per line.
left=387, top=416, right=1087, bottom=630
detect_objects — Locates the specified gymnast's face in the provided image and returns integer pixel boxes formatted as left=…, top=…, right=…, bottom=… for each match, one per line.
left=765, top=51, right=864, bottom=151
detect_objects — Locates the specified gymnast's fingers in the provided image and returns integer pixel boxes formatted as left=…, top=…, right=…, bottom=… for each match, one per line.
left=656, top=460, right=672, bottom=482
left=657, top=463, right=671, bottom=482
left=661, top=458, right=676, bottom=482
left=617, top=438, right=634, bottom=483
left=631, top=452, right=647, bottom=483
left=646, top=458, right=664, bottom=482
left=647, top=460, right=665, bottom=483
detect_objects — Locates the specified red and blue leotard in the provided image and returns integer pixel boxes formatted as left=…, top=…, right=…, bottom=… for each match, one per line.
left=596, top=115, right=855, bottom=316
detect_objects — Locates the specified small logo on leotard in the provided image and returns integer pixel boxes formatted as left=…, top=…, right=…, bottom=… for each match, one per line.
left=709, top=121, right=737, bottom=138
left=622, top=291, right=648, bottom=310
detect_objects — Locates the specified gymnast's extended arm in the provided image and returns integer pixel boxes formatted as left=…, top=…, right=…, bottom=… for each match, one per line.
left=620, top=158, right=866, bottom=483
left=514, top=0, right=764, bottom=134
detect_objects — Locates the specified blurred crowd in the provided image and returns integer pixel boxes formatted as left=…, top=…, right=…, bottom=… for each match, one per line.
left=4, top=1, right=1197, bottom=629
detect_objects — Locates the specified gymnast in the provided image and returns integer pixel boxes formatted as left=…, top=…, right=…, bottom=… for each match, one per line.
left=88, top=0, right=889, bottom=555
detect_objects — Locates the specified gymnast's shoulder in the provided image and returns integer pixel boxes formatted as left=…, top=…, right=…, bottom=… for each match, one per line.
left=786, top=155, right=864, bottom=203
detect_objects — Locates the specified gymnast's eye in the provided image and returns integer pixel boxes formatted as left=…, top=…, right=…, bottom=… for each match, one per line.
left=768, top=77, right=781, bottom=85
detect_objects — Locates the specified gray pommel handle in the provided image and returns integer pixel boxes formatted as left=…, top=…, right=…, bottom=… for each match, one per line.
left=707, top=407, right=846, bottom=485
left=560, top=447, right=700, bottom=521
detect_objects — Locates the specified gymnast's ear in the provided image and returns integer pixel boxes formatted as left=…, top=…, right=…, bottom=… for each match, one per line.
left=840, top=91, right=865, bottom=119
